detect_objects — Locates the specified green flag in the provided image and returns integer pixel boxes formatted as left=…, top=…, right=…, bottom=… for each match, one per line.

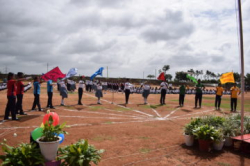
left=186, top=74, right=198, bottom=84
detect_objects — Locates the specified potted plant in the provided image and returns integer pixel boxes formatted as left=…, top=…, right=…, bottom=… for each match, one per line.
left=193, top=125, right=216, bottom=152
left=0, top=139, right=45, bottom=166
left=36, top=115, right=68, bottom=162
left=212, top=129, right=225, bottom=151
left=222, top=119, right=240, bottom=147
left=183, top=123, right=195, bottom=146
left=58, top=139, right=104, bottom=166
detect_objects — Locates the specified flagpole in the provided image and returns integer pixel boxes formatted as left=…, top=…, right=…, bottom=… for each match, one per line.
left=237, top=0, right=245, bottom=135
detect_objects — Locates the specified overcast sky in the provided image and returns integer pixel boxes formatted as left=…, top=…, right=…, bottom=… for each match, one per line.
left=0, top=0, right=249, bottom=78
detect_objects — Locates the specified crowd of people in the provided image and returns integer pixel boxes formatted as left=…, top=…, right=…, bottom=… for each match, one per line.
left=2, top=72, right=242, bottom=121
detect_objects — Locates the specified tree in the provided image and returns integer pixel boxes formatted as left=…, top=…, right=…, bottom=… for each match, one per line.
left=233, top=72, right=240, bottom=82
left=165, top=74, right=172, bottom=81
left=246, top=73, right=250, bottom=85
left=147, top=74, right=155, bottom=79
left=175, top=72, right=188, bottom=82
left=162, top=65, right=170, bottom=72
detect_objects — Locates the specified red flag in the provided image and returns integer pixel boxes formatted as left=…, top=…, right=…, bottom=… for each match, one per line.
left=41, top=67, right=66, bottom=81
left=157, top=72, right=165, bottom=81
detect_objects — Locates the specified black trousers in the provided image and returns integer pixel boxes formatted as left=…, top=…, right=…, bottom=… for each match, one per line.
left=47, top=92, right=53, bottom=108
left=78, top=88, right=83, bottom=104
left=32, top=94, right=41, bottom=111
left=125, top=89, right=130, bottom=104
left=195, top=93, right=202, bottom=107
left=231, top=98, right=237, bottom=111
left=160, top=89, right=166, bottom=104
left=4, top=96, right=17, bottom=120
left=179, top=94, right=185, bottom=106
left=16, top=94, right=24, bottom=114
left=89, top=85, right=92, bottom=92
left=215, top=95, right=222, bottom=108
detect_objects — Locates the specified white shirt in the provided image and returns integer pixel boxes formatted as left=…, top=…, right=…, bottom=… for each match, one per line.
left=160, top=82, right=168, bottom=90
left=60, top=81, right=66, bottom=88
left=143, top=84, right=150, bottom=90
left=79, top=80, right=84, bottom=88
left=125, top=82, right=132, bottom=90
left=97, top=83, right=102, bottom=90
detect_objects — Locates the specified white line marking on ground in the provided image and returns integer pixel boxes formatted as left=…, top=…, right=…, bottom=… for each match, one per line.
left=164, top=108, right=179, bottom=119
left=60, top=115, right=145, bottom=120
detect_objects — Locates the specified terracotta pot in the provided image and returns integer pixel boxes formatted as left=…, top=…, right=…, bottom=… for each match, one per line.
left=198, top=139, right=211, bottom=152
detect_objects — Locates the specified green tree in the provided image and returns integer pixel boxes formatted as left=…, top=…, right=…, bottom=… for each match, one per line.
left=175, top=72, right=188, bottom=82
left=165, top=74, right=172, bottom=81
left=162, top=65, right=170, bottom=72
left=147, top=74, right=155, bottom=79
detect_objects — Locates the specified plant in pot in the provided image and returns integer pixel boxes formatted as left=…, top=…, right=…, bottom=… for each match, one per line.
left=222, top=119, right=240, bottom=147
left=212, top=128, right=225, bottom=151
left=193, top=125, right=216, bottom=152
left=0, top=139, right=45, bottom=166
left=183, top=123, right=195, bottom=146
left=57, top=139, right=104, bottom=166
left=36, top=115, right=68, bottom=162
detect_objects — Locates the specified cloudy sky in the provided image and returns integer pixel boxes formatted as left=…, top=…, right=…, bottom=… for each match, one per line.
left=0, top=0, right=249, bottom=78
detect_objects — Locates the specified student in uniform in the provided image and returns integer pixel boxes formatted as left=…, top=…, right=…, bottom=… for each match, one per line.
left=95, top=81, right=103, bottom=104
left=59, top=79, right=68, bottom=106
left=160, top=80, right=168, bottom=105
left=47, top=79, right=55, bottom=109
left=195, top=79, right=205, bottom=108
left=31, top=76, right=43, bottom=111
left=78, top=76, right=85, bottom=105
left=141, top=82, right=150, bottom=104
left=215, top=83, right=224, bottom=110
left=179, top=83, right=186, bottom=107
left=16, top=72, right=29, bottom=115
left=4, top=72, right=19, bottom=121
left=230, top=83, right=241, bottom=112
left=124, top=79, right=132, bottom=104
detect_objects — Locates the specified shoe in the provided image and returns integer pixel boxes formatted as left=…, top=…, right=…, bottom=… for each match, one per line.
left=4, top=117, right=11, bottom=120
left=78, top=103, right=83, bottom=105
left=50, top=107, right=56, bottom=109
left=12, top=118, right=20, bottom=121
left=39, top=109, right=44, bottom=111
left=61, top=104, right=65, bottom=106
left=20, top=113, right=27, bottom=115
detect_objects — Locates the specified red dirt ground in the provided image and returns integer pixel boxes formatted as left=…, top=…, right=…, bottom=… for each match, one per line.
left=0, top=83, right=250, bottom=166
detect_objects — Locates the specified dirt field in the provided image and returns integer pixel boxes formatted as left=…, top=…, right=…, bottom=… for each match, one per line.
left=0, top=84, right=250, bottom=166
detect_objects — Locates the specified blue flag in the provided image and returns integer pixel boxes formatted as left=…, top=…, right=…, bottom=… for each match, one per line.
left=90, top=67, right=104, bottom=80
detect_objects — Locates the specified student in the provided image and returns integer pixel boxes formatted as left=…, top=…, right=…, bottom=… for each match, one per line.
left=195, top=79, right=205, bottom=108
left=124, top=79, right=132, bottom=104
left=4, top=72, right=19, bottom=120
left=31, top=77, right=43, bottom=111
left=179, top=83, right=186, bottom=107
left=95, top=81, right=103, bottom=104
left=230, top=83, right=241, bottom=112
left=47, top=79, right=55, bottom=109
left=59, top=79, right=68, bottom=106
left=78, top=76, right=85, bottom=105
left=141, top=82, right=150, bottom=104
left=215, top=83, right=224, bottom=110
left=160, top=80, right=168, bottom=105
left=16, top=72, right=29, bottom=115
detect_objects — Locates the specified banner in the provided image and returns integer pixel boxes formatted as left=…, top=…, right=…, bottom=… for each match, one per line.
left=186, top=74, right=198, bottom=84
left=41, top=67, right=66, bottom=81
left=65, top=68, right=78, bottom=79
left=157, top=72, right=165, bottom=81
left=90, top=67, right=104, bottom=80
left=220, top=72, right=235, bottom=84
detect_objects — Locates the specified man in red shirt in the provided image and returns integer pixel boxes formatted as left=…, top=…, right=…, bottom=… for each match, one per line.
left=4, top=72, right=18, bottom=121
left=16, top=72, right=28, bottom=115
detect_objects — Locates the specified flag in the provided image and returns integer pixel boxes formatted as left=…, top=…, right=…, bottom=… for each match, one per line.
left=220, top=72, right=235, bottom=84
left=157, top=72, right=165, bottom=81
left=65, top=68, right=78, bottom=79
left=186, top=74, right=198, bottom=84
left=41, top=67, right=66, bottom=81
left=90, top=67, right=104, bottom=80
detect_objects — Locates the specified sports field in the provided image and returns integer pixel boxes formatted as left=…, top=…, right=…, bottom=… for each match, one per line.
left=0, top=84, right=250, bottom=166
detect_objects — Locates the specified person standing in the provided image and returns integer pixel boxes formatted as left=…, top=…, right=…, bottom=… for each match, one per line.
left=160, top=80, right=168, bottom=105
left=195, top=79, right=205, bottom=108
left=31, top=77, right=43, bottom=111
left=95, top=81, right=103, bottom=104
left=230, top=83, right=241, bottom=112
left=141, top=82, right=150, bottom=104
left=47, top=79, right=55, bottom=109
left=59, top=79, right=68, bottom=106
left=179, top=83, right=186, bottom=107
left=124, top=79, right=132, bottom=104
left=78, top=77, right=85, bottom=105
left=4, top=72, right=19, bottom=121
left=215, top=83, right=224, bottom=110
left=16, top=72, right=29, bottom=115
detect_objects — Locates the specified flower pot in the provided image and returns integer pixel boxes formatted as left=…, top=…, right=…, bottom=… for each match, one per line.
left=198, top=139, right=211, bottom=152
left=213, top=140, right=225, bottom=151
left=45, top=160, right=61, bottom=166
left=224, top=137, right=232, bottom=147
left=184, top=134, right=194, bottom=146
left=36, top=137, right=62, bottom=161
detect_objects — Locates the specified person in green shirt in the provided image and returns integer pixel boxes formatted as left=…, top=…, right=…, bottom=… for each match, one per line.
left=179, top=83, right=186, bottom=107
left=195, top=79, right=205, bottom=108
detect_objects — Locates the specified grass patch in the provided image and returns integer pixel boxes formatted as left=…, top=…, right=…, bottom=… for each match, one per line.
left=92, top=135, right=114, bottom=141
left=114, top=107, right=130, bottom=112
left=217, top=162, right=231, bottom=166
left=90, top=106, right=104, bottom=111
left=104, top=121, right=113, bottom=124
left=149, top=104, right=163, bottom=109
left=138, top=136, right=150, bottom=140
left=64, top=105, right=76, bottom=110
left=140, top=148, right=151, bottom=153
